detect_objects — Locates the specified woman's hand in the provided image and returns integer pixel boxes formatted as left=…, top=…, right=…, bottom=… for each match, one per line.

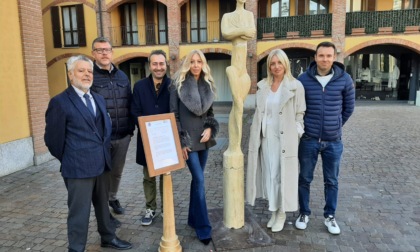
left=200, top=128, right=212, bottom=143
left=182, top=147, right=191, bottom=160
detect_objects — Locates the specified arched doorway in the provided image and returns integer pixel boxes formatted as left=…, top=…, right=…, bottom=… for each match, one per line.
left=119, top=57, right=149, bottom=89
left=345, top=44, right=420, bottom=101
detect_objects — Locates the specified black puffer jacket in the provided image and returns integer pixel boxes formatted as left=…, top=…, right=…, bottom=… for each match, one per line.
left=91, top=63, right=134, bottom=140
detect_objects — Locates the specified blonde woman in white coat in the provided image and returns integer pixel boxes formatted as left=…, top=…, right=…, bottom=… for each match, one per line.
left=246, top=49, right=306, bottom=232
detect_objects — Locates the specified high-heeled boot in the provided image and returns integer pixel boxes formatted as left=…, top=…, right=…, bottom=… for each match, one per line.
left=267, top=211, right=276, bottom=228
left=271, top=211, right=286, bottom=232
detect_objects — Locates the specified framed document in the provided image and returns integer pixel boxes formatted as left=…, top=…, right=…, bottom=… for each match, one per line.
left=138, top=113, right=185, bottom=177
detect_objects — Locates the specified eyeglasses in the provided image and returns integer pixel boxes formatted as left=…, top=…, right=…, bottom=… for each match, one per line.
left=93, top=48, right=112, bottom=54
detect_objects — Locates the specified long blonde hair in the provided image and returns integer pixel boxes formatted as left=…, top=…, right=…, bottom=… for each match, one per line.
left=266, top=49, right=295, bottom=85
left=173, top=49, right=216, bottom=94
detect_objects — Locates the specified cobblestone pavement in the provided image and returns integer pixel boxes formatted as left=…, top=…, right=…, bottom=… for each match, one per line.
left=1, top=101, right=420, bottom=252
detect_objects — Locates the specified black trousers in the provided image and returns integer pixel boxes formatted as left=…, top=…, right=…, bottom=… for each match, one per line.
left=64, top=172, right=115, bottom=252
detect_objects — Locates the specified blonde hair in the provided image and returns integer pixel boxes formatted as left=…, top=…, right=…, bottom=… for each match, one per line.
left=266, top=49, right=295, bottom=85
left=173, top=49, right=216, bottom=94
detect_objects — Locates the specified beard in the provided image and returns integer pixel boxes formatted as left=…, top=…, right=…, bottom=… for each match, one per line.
left=72, top=80, right=92, bottom=92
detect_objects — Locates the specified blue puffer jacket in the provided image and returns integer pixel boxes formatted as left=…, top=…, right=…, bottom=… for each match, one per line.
left=298, top=61, right=355, bottom=141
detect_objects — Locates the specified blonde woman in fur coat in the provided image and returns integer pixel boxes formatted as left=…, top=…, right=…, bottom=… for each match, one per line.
left=246, top=49, right=306, bottom=232
left=169, top=50, right=218, bottom=245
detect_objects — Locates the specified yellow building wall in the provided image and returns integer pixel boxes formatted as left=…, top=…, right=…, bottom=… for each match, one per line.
left=377, top=0, right=394, bottom=11
left=345, top=34, right=420, bottom=52
left=114, top=46, right=170, bottom=59
left=207, top=0, right=219, bottom=22
left=42, top=1, right=98, bottom=97
left=256, top=38, right=325, bottom=56
left=48, top=59, right=69, bottom=98
left=207, top=0, right=220, bottom=41
left=179, top=43, right=232, bottom=59
left=290, top=1, right=296, bottom=16
left=0, top=1, right=31, bottom=144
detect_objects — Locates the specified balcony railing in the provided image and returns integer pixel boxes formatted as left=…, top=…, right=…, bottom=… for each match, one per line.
left=108, top=24, right=168, bottom=47
left=257, top=14, right=332, bottom=39
left=346, top=9, right=420, bottom=34
left=181, top=21, right=225, bottom=43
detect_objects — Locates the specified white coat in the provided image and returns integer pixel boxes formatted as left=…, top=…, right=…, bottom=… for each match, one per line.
left=246, top=78, right=306, bottom=212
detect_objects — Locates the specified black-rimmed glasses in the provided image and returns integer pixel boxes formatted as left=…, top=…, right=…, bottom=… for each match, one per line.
left=93, top=48, right=112, bottom=54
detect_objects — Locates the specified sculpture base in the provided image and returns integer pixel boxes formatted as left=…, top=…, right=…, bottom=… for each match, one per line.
left=209, top=208, right=273, bottom=251
left=158, top=235, right=182, bottom=252
left=223, top=151, right=244, bottom=228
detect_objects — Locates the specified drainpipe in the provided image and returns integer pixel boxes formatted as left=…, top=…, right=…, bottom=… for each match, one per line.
left=98, top=0, right=103, bottom=37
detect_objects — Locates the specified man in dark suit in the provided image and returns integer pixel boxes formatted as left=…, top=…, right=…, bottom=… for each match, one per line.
left=44, top=55, right=132, bottom=251
left=131, top=50, right=171, bottom=226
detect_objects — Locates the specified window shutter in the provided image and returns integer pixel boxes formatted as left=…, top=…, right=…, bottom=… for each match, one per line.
left=76, top=4, right=86, bottom=47
left=297, top=0, right=306, bottom=15
left=258, top=0, right=268, bottom=18
left=181, top=4, right=187, bottom=42
left=51, top=6, right=62, bottom=48
left=367, top=0, right=376, bottom=11
left=144, top=0, right=156, bottom=45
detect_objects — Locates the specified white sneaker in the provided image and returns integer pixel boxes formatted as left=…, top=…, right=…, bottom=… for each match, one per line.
left=324, top=215, right=341, bottom=234
left=295, top=214, right=309, bottom=230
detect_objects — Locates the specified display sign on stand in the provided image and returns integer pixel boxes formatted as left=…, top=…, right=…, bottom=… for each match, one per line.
left=138, top=112, right=183, bottom=252
left=138, top=113, right=185, bottom=177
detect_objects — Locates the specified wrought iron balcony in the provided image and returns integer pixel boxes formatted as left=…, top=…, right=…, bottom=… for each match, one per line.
left=108, top=24, right=168, bottom=47
left=181, top=20, right=225, bottom=43
left=346, top=9, right=420, bottom=34
left=257, top=14, right=332, bottom=39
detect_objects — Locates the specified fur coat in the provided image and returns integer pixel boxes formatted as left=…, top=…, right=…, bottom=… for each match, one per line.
left=169, top=74, right=219, bottom=151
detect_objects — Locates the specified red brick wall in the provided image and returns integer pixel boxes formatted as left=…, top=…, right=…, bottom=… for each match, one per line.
left=331, top=0, right=346, bottom=62
left=101, top=0, right=112, bottom=40
left=17, top=0, right=50, bottom=162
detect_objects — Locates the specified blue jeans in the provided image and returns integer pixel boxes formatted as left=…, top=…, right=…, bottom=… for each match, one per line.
left=298, top=135, right=343, bottom=218
left=186, top=149, right=212, bottom=240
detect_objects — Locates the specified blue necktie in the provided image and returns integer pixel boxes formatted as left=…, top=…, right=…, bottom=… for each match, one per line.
left=83, top=94, right=95, bottom=117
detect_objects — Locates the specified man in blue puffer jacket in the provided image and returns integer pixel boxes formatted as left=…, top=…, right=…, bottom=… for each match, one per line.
left=295, top=42, right=355, bottom=235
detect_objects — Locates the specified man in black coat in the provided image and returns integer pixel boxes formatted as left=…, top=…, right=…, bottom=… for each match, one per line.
left=90, top=37, right=134, bottom=216
left=44, top=55, right=131, bottom=251
left=131, top=50, right=171, bottom=226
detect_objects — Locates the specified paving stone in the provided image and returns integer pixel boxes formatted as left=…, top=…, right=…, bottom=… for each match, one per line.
left=1, top=101, right=420, bottom=251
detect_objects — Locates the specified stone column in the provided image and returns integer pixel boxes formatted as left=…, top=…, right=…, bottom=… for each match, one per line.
left=331, top=0, right=346, bottom=63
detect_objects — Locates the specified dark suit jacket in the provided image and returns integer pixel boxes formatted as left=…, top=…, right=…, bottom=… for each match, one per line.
left=44, top=86, right=112, bottom=179
left=130, top=74, right=171, bottom=166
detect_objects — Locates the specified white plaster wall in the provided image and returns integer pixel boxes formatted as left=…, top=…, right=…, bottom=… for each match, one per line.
left=0, top=137, right=34, bottom=177
left=244, top=94, right=256, bottom=109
